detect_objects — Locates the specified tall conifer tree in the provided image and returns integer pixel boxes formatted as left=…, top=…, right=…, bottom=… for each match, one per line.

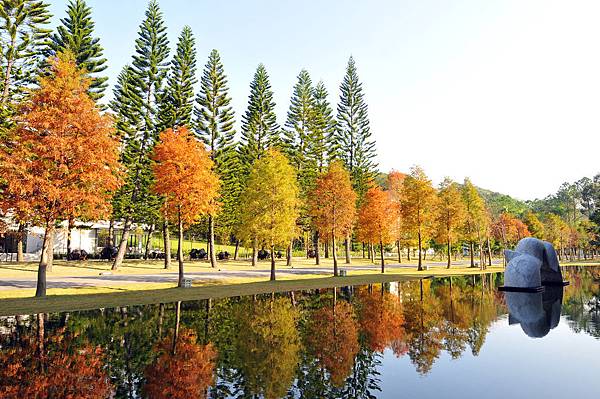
left=284, top=69, right=316, bottom=185
left=238, top=64, right=280, bottom=174
left=0, top=0, right=52, bottom=135
left=312, top=80, right=336, bottom=172
left=46, top=0, right=108, bottom=100
left=150, top=25, right=197, bottom=267
left=194, top=49, right=237, bottom=267
left=335, top=56, right=377, bottom=263
left=335, top=56, right=377, bottom=199
left=158, top=25, right=197, bottom=130
left=111, top=0, right=170, bottom=270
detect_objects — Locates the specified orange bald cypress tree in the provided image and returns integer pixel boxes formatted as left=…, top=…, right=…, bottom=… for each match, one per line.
left=309, top=161, right=357, bottom=276
left=357, top=187, right=394, bottom=272
left=401, top=166, right=437, bottom=271
left=387, top=171, right=406, bottom=262
left=151, top=127, right=220, bottom=287
left=0, top=52, right=122, bottom=297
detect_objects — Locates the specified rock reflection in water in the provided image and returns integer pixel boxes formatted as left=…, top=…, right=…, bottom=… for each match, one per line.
left=505, top=286, right=563, bottom=338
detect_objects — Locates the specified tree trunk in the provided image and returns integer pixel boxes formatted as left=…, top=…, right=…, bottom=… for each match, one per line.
left=108, top=220, right=114, bottom=247
left=396, top=240, right=402, bottom=263
left=270, top=245, right=276, bottom=281
left=158, top=303, right=165, bottom=339
left=172, top=301, right=181, bottom=355
left=332, top=232, right=338, bottom=276
left=113, top=218, right=132, bottom=270
left=407, top=246, right=411, bottom=261
left=252, top=240, right=258, bottom=266
left=380, top=240, right=385, bottom=273
left=208, top=215, right=217, bottom=268
left=286, top=241, right=292, bottom=266
left=324, top=241, right=329, bottom=258
left=417, top=230, right=423, bottom=271
left=234, top=239, right=240, bottom=260
left=143, top=224, right=155, bottom=260
left=344, top=233, right=351, bottom=264
left=163, top=221, right=171, bottom=269
left=16, top=223, right=25, bottom=262
left=486, top=237, right=492, bottom=267
left=177, top=212, right=185, bottom=287
left=447, top=238, right=452, bottom=269
left=36, top=223, right=55, bottom=297
left=37, top=313, right=45, bottom=361
left=470, top=242, right=475, bottom=267
left=479, top=243, right=484, bottom=270
left=66, top=217, right=74, bottom=259
left=314, top=231, right=320, bottom=265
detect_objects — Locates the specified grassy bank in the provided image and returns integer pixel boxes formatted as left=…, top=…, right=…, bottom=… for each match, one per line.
left=0, top=268, right=503, bottom=316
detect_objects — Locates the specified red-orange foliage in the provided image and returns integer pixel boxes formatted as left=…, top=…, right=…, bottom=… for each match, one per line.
left=144, top=328, right=216, bottom=399
left=0, top=331, right=112, bottom=398
left=309, top=161, right=357, bottom=274
left=304, top=300, right=360, bottom=387
left=0, top=52, right=122, bottom=227
left=492, top=213, right=531, bottom=245
left=151, top=127, right=220, bottom=226
left=309, top=161, right=357, bottom=241
left=357, top=187, right=394, bottom=245
left=358, top=288, right=405, bottom=355
left=387, top=171, right=406, bottom=243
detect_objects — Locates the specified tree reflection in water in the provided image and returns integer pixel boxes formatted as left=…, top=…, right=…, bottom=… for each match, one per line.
left=0, top=314, right=112, bottom=398
left=1, top=268, right=599, bottom=398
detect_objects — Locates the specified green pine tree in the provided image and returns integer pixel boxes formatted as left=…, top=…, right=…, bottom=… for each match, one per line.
left=0, top=0, right=52, bottom=136
left=46, top=0, right=108, bottom=100
left=157, top=25, right=197, bottom=131
left=110, top=0, right=170, bottom=270
left=335, top=56, right=377, bottom=200
left=284, top=69, right=315, bottom=177
left=194, top=49, right=238, bottom=265
left=238, top=63, right=280, bottom=175
left=283, top=69, right=319, bottom=255
left=131, top=0, right=170, bottom=140
left=312, top=80, right=336, bottom=172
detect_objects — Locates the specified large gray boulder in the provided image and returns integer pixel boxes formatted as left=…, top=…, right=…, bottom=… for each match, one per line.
left=504, top=237, right=563, bottom=288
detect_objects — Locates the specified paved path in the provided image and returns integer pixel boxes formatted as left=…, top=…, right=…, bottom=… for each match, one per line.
left=0, top=261, right=499, bottom=291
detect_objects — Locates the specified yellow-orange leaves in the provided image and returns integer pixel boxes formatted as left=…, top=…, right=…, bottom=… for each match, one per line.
left=151, top=127, right=220, bottom=227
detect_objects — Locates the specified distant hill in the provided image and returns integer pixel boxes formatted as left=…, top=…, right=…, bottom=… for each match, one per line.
left=476, top=187, right=529, bottom=216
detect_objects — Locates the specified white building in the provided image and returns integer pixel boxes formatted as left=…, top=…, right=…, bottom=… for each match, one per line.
left=1, top=220, right=147, bottom=261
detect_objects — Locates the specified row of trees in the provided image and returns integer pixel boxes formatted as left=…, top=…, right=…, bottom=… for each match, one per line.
left=0, top=0, right=378, bottom=295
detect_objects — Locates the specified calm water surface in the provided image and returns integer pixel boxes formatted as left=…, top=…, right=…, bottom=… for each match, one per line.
left=1, top=267, right=599, bottom=398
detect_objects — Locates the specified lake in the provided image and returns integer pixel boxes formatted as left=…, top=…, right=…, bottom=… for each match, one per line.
left=1, top=267, right=599, bottom=398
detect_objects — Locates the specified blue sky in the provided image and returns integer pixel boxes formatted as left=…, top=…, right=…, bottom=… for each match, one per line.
left=46, top=0, right=600, bottom=200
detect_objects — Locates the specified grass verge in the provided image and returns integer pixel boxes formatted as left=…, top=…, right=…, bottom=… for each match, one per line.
left=0, top=268, right=502, bottom=316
